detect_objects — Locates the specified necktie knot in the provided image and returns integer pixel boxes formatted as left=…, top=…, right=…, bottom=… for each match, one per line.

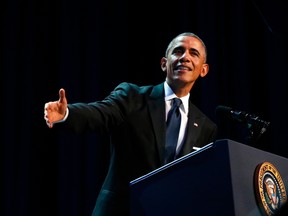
left=167, top=98, right=182, bottom=124
left=173, top=98, right=182, bottom=107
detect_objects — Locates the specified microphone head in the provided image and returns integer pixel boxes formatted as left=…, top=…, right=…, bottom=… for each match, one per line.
left=215, top=105, right=246, bottom=123
left=215, top=105, right=232, bottom=113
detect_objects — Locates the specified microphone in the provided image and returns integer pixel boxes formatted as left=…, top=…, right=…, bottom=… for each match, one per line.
left=215, top=105, right=270, bottom=135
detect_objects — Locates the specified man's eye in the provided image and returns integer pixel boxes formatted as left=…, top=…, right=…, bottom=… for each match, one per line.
left=174, top=49, right=183, bottom=54
left=190, top=50, right=200, bottom=57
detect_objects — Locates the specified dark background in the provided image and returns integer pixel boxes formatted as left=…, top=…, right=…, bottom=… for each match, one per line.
left=2, top=0, right=288, bottom=215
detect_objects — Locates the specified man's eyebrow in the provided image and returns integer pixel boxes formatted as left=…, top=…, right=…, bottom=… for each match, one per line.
left=172, top=45, right=183, bottom=50
left=189, top=48, right=200, bottom=56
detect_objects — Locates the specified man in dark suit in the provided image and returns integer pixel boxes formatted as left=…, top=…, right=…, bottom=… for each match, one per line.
left=44, top=32, right=218, bottom=216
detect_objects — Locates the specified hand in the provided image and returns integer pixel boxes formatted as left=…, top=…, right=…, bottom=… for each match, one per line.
left=44, top=88, right=67, bottom=128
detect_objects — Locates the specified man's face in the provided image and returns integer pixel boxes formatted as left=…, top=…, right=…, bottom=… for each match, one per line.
left=161, top=36, right=209, bottom=87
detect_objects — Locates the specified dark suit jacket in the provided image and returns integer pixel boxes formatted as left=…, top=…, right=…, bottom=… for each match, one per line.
left=64, top=82, right=217, bottom=216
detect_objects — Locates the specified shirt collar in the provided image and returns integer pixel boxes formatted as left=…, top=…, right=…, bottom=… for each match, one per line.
left=164, top=81, right=190, bottom=114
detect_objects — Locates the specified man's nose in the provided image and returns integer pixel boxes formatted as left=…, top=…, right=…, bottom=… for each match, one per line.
left=179, top=52, right=189, bottom=62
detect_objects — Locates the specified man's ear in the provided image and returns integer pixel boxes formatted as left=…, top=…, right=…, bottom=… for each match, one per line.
left=160, top=57, right=167, bottom=71
left=200, top=63, right=209, bottom=77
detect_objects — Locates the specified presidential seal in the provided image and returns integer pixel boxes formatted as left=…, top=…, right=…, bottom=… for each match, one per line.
left=254, top=162, right=287, bottom=215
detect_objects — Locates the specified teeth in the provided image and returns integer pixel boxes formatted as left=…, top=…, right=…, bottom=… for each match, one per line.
left=178, top=66, right=188, bottom=70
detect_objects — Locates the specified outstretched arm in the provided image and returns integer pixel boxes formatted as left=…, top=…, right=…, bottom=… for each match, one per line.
left=44, top=88, right=67, bottom=128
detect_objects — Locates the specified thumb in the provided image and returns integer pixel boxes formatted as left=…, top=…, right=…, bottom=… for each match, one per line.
left=58, top=88, right=67, bottom=104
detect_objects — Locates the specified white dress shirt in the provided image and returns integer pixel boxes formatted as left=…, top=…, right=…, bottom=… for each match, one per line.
left=164, top=81, right=189, bottom=155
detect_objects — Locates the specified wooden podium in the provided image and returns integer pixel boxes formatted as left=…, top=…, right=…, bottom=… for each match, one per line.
left=129, top=139, right=288, bottom=216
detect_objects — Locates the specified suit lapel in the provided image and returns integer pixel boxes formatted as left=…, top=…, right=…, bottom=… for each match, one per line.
left=178, top=101, right=205, bottom=157
left=147, top=83, right=166, bottom=163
